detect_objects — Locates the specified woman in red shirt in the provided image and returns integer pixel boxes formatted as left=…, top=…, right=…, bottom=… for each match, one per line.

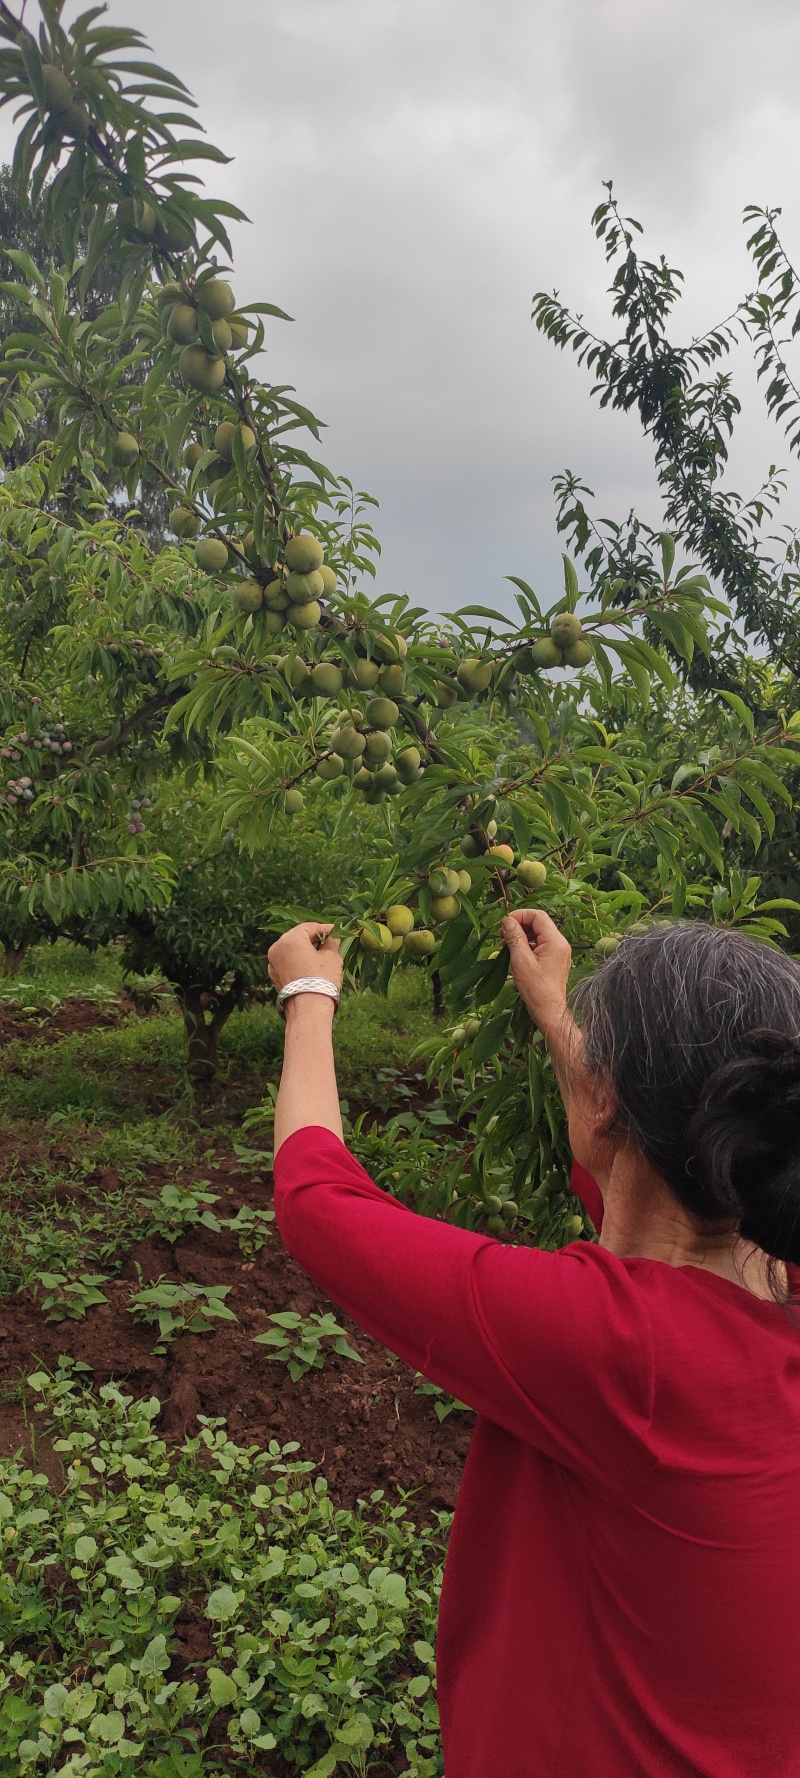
left=268, top=908, right=800, bottom=1778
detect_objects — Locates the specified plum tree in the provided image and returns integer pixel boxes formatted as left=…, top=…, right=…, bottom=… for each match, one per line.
left=0, top=1, right=795, bottom=1225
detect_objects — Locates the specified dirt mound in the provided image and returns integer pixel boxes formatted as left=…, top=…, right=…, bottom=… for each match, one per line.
left=0, top=1156, right=473, bottom=1517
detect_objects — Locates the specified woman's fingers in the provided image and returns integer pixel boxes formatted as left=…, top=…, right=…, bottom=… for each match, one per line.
left=500, top=908, right=572, bottom=1033
left=502, top=907, right=564, bottom=949
left=267, top=920, right=343, bottom=991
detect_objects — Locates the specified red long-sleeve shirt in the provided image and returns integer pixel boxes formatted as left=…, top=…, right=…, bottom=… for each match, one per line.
left=273, top=1128, right=800, bottom=1778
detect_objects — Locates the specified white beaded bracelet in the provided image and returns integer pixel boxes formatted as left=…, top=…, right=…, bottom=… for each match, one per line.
left=276, top=976, right=341, bottom=1016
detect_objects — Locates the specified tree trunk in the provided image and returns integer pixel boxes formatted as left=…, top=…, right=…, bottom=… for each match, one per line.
left=431, top=969, right=445, bottom=1019
left=1, top=944, right=28, bottom=978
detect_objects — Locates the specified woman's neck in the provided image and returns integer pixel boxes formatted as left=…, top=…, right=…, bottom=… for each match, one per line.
left=597, top=1146, right=784, bottom=1301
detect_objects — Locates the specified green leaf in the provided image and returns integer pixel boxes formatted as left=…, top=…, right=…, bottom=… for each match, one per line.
left=472, top=1012, right=512, bottom=1065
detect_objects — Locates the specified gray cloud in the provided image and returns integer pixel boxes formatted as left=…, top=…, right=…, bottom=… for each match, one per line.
left=11, top=1, right=800, bottom=614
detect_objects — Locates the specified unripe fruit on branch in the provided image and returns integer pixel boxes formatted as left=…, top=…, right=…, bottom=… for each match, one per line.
left=458, top=870, right=472, bottom=892
left=464, top=1016, right=481, bottom=1039
left=360, top=923, right=393, bottom=954
left=263, top=587, right=290, bottom=612
left=378, top=664, right=405, bottom=698
left=563, top=637, right=593, bottom=669
left=433, top=681, right=458, bottom=708
left=169, top=506, right=201, bottom=538
left=352, top=767, right=374, bottom=790
left=569, top=1215, right=584, bottom=1238
left=487, top=1216, right=505, bottom=1235
left=395, top=745, right=421, bottom=783
left=429, top=867, right=460, bottom=896
left=116, top=196, right=156, bottom=242
left=196, top=278, right=235, bottom=319
left=264, top=608, right=285, bottom=635
left=347, top=658, right=380, bottom=691
left=365, top=697, right=399, bottom=730
left=405, top=928, right=436, bottom=957
left=195, top=538, right=229, bottom=573
left=363, top=731, right=392, bottom=766
left=316, top=753, right=345, bottom=780
left=386, top=904, right=415, bottom=936
left=310, top=662, right=343, bottom=696
left=516, top=859, right=547, bottom=889
left=168, top=302, right=199, bottom=344
left=42, top=63, right=74, bottom=113
left=460, top=833, right=482, bottom=857
left=111, top=431, right=139, bottom=467
left=184, top=441, right=204, bottom=470
left=595, top=934, right=621, bottom=958
left=285, top=533, right=324, bottom=574
left=550, top=613, right=583, bottom=648
left=214, top=421, right=256, bottom=461
left=373, top=631, right=407, bottom=664
left=228, top=318, right=249, bottom=349
left=451, top=1026, right=467, bottom=1049
left=486, top=819, right=498, bottom=838
left=232, top=579, right=263, bottom=613
left=62, top=100, right=90, bottom=140
left=485, top=1194, right=504, bottom=1216
left=431, top=894, right=461, bottom=923
left=212, top=318, right=232, bottom=353
left=363, top=780, right=387, bottom=804
left=283, top=788, right=304, bottom=814
left=281, top=656, right=312, bottom=692
left=287, top=569, right=324, bottom=605
left=158, top=281, right=183, bottom=311
left=287, top=601, right=321, bottom=630
left=530, top=638, right=564, bottom=669
left=179, top=345, right=226, bottom=394
left=457, top=657, right=493, bottom=696
left=318, top=564, right=337, bottom=596
left=374, top=763, right=400, bottom=792
left=487, top=844, right=514, bottom=866
left=331, top=725, right=366, bottom=760
left=155, top=209, right=195, bottom=252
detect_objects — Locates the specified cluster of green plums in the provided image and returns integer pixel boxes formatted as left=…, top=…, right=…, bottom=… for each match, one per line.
left=158, top=274, right=248, bottom=394
left=514, top=612, right=593, bottom=672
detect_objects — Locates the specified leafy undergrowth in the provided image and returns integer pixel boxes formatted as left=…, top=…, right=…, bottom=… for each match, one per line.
left=0, top=1366, right=446, bottom=1777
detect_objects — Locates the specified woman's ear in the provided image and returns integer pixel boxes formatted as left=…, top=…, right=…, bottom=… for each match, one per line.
left=567, top=1066, right=621, bottom=1184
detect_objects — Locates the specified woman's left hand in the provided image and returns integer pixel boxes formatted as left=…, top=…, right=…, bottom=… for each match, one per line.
left=267, top=921, right=343, bottom=996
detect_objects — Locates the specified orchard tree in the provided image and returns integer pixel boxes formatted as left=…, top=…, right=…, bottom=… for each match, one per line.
left=0, top=4, right=797, bottom=1241
left=118, top=776, right=380, bottom=1085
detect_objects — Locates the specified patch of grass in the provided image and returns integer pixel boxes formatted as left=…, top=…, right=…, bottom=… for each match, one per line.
left=0, top=1013, right=187, bottom=1122
left=333, top=970, right=436, bottom=1101
left=0, top=940, right=126, bottom=1006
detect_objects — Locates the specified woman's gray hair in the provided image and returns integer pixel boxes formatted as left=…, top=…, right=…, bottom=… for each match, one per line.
left=570, top=923, right=800, bottom=1267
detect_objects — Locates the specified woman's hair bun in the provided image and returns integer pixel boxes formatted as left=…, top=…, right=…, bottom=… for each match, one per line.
left=687, top=1031, right=800, bottom=1263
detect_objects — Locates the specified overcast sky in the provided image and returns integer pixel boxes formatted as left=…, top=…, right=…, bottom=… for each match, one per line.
left=20, top=2, right=800, bottom=614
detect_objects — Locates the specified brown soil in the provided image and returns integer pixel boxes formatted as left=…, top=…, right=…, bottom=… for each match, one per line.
left=0, top=1137, right=473, bottom=1518
left=0, top=987, right=171, bottom=1046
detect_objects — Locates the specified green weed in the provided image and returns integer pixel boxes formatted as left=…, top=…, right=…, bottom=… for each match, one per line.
left=254, top=1311, right=364, bottom=1382
left=128, top=1281, right=238, bottom=1353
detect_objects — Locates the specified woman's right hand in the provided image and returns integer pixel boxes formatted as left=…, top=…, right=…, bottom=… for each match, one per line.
left=500, top=908, right=572, bottom=1038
